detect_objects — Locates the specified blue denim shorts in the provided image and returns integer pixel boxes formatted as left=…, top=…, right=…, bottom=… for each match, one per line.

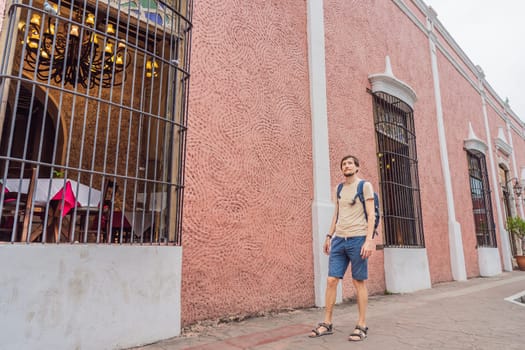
left=328, top=236, right=368, bottom=280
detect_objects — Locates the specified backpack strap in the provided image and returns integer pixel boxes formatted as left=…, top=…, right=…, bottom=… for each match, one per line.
left=336, top=183, right=344, bottom=199
left=335, top=183, right=344, bottom=223
left=354, top=180, right=368, bottom=222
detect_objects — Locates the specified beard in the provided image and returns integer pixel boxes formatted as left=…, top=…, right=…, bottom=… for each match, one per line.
left=344, top=171, right=356, bottom=177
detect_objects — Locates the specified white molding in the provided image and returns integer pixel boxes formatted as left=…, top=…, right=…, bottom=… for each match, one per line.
left=495, top=126, right=512, bottom=157
left=368, top=56, right=417, bottom=109
left=464, top=122, right=488, bottom=155
left=498, top=157, right=510, bottom=172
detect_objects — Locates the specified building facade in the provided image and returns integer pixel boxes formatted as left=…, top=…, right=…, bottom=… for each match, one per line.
left=0, top=0, right=523, bottom=349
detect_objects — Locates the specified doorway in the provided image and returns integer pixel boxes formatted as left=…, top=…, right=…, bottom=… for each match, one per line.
left=0, top=83, right=60, bottom=177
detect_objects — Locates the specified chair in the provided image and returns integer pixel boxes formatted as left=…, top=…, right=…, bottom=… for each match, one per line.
left=0, top=183, right=24, bottom=241
left=0, top=167, right=46, bottom=242
left=74, top=179, right=119, bottom=243
left=109, top=210, right=133, bottom=243
left=22, top=168, right=48, bottom=242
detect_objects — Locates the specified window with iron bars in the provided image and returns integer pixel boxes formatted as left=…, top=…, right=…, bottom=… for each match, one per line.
left=372, top=91, right=425, bottom=247
left=467, top=150, right=497, bottom=247
left=0, top=0, right=192, bottom=245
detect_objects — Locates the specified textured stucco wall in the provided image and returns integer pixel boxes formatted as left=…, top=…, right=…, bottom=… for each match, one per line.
left=183, top=0, right=313, bottom=324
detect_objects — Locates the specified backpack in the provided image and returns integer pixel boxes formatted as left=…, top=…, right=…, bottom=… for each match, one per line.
left=337, top=180, right=380, bottom=238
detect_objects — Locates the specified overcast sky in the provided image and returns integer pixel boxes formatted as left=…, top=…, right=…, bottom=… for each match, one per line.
left=424, top=0, right=525, bottom=121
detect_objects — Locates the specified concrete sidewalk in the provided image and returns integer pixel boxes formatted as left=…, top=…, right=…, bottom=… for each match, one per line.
left=130, top=271, right=525, bottom=350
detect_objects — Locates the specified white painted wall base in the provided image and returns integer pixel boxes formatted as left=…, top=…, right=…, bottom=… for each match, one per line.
left=0, top=245, right=182, bottom=350
left=384, top=247, right=432, bottom=293
left=478, top=247, right=502, bottom=277
left=448, top=220, right=467, bottom=281
left=312, top=200, right=342, bottom=306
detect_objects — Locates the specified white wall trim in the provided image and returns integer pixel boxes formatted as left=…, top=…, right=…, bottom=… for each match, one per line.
left=427, top=15, right=466, bottom=281
left=478, top=85, right=513, bottom=271
left=505, top=120, right=524, bottom=217
left=495, top=126, right=512, bottom=157
left=464, top=122, right=488, bottom=155
left=368, top=56, right=418, bottom=109
left=307, top=0, right=340, bottom=306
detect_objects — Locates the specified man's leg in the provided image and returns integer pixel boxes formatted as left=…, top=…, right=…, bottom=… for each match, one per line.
left=352, top=278, right=368, bottom=327
left=348, top=236, right=369, bottom=341
left=323, top=276, right=340, bottom=324
left=309, top=276, right=340, bottom=337
left=310, top=237, right=348, bottom=337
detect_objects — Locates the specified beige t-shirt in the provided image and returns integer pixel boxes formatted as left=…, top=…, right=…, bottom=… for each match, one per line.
left=335, top=180, right=374, bottom=238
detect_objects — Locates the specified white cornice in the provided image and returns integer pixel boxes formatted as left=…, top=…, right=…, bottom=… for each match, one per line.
left=368, top=56, right=417, bottom=109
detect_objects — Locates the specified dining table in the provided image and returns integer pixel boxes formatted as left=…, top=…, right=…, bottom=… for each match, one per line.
left=3, top=178, right=102, bottom=242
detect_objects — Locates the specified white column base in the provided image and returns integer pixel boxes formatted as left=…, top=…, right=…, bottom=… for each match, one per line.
left=478, top=247, right=502, bottom=276
left=312, top=200, right=342, bottom=306
left=384, top=247, right=432, bottom=293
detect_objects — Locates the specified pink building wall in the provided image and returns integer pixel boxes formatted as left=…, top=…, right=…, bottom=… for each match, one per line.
left=181, top=0, right=523, bottom=325
left=182, top=0, right=314, bottom=324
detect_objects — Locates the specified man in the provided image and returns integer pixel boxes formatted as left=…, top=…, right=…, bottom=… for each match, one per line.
left=309, top=155, right=375, bottom=342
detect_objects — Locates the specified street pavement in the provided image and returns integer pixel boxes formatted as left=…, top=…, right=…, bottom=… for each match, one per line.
left=129, top=270, right=525, bottom=350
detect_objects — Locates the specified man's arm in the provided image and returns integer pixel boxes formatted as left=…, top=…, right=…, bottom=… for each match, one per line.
left=361, top=183, right=375, bottom=258
left=365, top=198, right=375, bottom=241
left=324, top=188, right=339, bottom=255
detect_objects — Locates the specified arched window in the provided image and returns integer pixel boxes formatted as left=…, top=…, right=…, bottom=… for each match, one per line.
left=372, top=91, right=425, bottom=247
left=467, top=150, right=497, bottom=247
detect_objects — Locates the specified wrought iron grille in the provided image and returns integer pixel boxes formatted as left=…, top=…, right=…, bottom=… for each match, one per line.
left=0, top=0, right=192, bottom=245
left=372, top=91, right=425, bottom=247
left=467, top=150, right=497, bottom=247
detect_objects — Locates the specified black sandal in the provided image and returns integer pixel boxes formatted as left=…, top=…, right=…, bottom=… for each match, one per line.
left=308, top=322, right=333, bottom=338
left=348, top=325, right=368, bottom=341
